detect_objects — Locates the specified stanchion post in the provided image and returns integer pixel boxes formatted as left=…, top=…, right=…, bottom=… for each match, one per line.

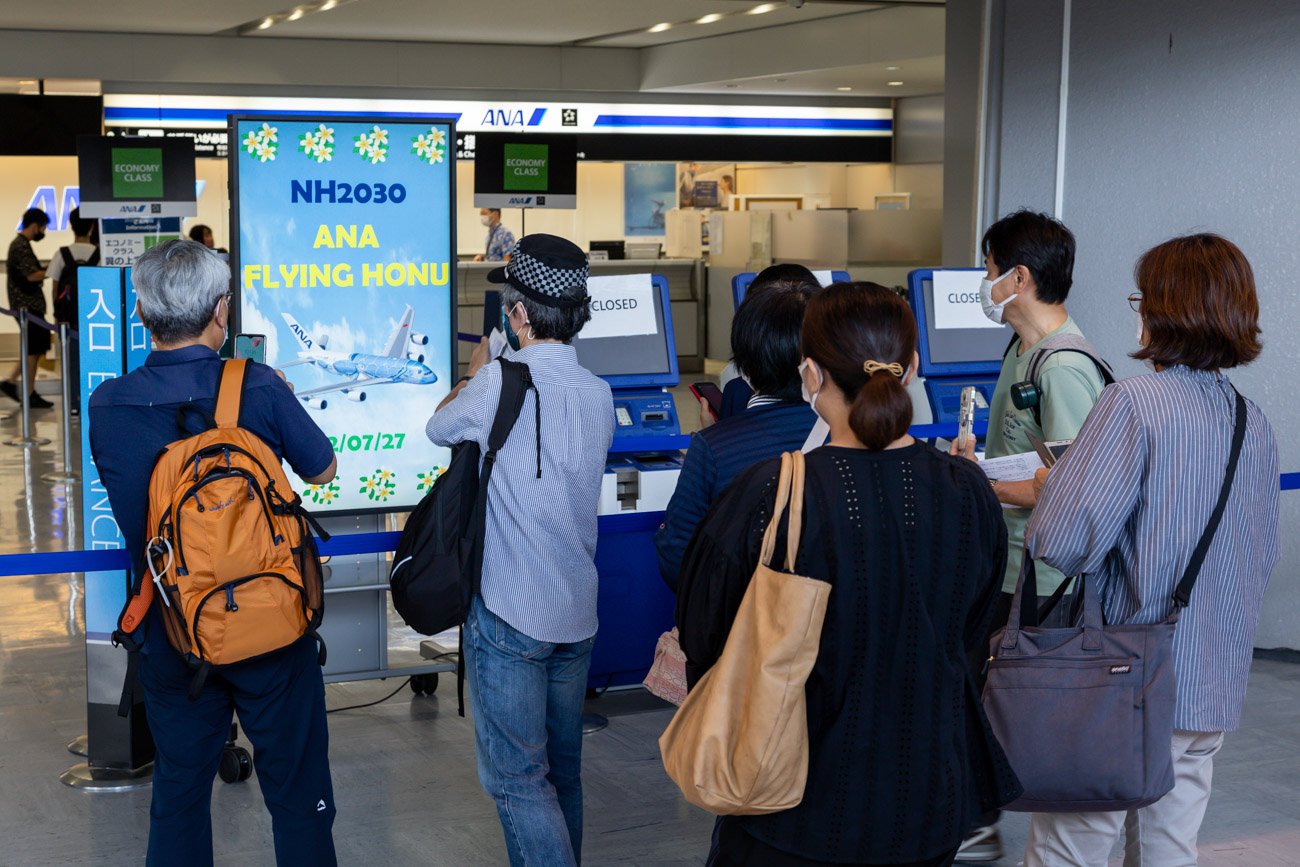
left=41, top=321, right=78, bottom=483
left=4, top=312, right=50, bottom=448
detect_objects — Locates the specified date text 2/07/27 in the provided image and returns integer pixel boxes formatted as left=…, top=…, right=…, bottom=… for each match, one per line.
left=329, top=432, right=407, bottom=453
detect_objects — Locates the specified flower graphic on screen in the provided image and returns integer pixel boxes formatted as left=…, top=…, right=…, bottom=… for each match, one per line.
left=416, top=466, right=446, bottom=493
left=354, top=125, right=390, bottom=164
left=299, top=124, right=335, bottom=163
left=303, top=479, right=341, bottom=506
left=242, top=123, right=279, bottom=162
left=359, top=467, right=398, bottom=502
left=411, top=127, right=447, bottom=165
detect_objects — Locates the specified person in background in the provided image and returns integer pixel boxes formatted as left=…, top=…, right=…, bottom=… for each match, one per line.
left=718, top=174, right=735, bottom=210
left=189, top=223, right=228, bottom=256
left=48, top=207, right=99, bottom=415
left=473, top=208, right=516, bottom=262
left=677, top=282, right=1020, bottom=867
left=188, top=223, right=216, bottom=248
left=427, top=234, right=613, bottom=867
left=950, top=209, right=1109, bottom=863
left=89, top=240, right=339, bottom=865
left=3, top=207, right=53, bottom=409
left=1022, top=234, right=1279, bottom=866
left=657, top=276, right=818, bottom=590
left=712, top=263, right=821, bottom=422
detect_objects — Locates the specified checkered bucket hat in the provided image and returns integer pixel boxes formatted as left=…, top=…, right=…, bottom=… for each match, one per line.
left=487, top=234, right=590, bottom=309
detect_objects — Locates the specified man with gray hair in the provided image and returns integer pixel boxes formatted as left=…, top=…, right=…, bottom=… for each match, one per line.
left=89, top=239, right=339, bottom=865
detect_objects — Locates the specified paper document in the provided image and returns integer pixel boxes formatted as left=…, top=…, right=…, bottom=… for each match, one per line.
left=978, top=452, right=1045, bottom=482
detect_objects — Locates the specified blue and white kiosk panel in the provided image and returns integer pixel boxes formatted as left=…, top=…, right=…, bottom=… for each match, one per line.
left=572, top=273, right=687, bottom=517
left=731, top=269, right=850, bottom=309
left=906, top=268, right=1013, bottom=426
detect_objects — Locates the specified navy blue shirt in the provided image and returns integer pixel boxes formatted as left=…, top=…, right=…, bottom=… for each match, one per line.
left=655, top=400, right=817, bottom=590
left=89, top=345, right=334, bottom=652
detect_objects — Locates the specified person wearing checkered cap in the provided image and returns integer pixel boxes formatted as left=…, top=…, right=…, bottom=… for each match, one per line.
left=426, top=233, right=614, bottom=867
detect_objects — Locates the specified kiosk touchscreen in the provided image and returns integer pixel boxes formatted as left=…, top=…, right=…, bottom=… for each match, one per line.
left=907, top=268, right=1012, bottom=426
left=731, top=268, right=850, bottom=308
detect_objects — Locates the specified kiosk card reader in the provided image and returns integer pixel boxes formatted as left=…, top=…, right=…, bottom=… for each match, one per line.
left=906, top=268, right=1013, bottom=426
left=731, top=269, right=850, bottom=308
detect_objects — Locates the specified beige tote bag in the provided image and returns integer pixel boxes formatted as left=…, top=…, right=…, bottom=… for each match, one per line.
left=659, top=451, right=831, bottom=815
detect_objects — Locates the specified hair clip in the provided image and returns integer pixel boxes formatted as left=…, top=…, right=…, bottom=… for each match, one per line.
left=863, top=360, right=905, bottom=377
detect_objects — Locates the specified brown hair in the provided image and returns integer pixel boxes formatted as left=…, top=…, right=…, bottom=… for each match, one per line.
left=801, top=282, right=916, bottom=450
left=1133, top=234, right=1262, bottom=371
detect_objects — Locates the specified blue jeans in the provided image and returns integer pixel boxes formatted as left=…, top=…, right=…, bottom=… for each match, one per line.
left=138, top=636, right=336, bottom=866
left=465, top=595, right=595, bottom=867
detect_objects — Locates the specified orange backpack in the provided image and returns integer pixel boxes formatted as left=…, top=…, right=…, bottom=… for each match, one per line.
left=115, top=359, right=328, bottom=699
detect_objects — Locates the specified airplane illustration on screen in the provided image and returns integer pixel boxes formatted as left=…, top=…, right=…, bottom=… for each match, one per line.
left=277, top=305, right=438, bottom=410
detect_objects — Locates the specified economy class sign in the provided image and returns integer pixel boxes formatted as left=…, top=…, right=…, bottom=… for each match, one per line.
left=231, top=115, right=457, bottom=514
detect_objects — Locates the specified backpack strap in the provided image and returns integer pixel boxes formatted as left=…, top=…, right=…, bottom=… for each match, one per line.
left=492, top=359, right=539, bottom=477
left=1023, top=334, right=1115, bottom=427
left=1172, top=389, right=1248, bottom=609
left=59, top=246, right=75, bottom=270
left=215, top=359, right=249, bottom=429
left=87, top=247, right=101, bottom=266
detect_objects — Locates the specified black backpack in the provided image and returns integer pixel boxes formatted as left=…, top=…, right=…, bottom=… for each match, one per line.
left=389, top=358, right=536, bottom=712
left=53, top=246, right=100, bottom=323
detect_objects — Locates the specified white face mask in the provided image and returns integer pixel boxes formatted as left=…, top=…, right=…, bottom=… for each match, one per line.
left=480, top=215, right=492, bottom=227
left=979, top=270, right=1018, bottom=324
left=798, top=359, right=822, bottom=417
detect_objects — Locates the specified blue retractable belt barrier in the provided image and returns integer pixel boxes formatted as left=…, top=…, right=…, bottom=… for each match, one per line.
left=0, top=421, right=1293, bottom=579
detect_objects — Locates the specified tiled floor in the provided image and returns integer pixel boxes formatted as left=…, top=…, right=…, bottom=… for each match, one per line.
left=2, top=385, right=1300, bottom=865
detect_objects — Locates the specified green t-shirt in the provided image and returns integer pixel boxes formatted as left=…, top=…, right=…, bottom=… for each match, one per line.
left=985, top=316, right=1107, bottom=594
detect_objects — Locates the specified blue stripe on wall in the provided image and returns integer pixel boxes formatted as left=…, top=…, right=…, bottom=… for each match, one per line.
left=105, top=107, right=463, bottom=122
left=592, top=114, right=893, bottom=131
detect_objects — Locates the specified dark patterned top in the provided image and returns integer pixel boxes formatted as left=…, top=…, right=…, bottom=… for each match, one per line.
left=677, top=443, right=1021, bottom=863
left=6, top=234, right=45, bottom=314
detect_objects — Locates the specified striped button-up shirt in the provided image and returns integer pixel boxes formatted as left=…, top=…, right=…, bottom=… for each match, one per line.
left=426, top=343, right=613, bottom=643
left=1026, top=366, right=1279, bottom=732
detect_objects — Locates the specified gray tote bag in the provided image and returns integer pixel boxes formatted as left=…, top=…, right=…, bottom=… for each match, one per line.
left=983, top=391, right=1247, bottom=813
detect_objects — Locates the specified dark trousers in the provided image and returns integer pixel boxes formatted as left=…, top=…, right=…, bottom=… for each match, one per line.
left=138, top=636, right=337, bottom=867
left=714, top=819, right=958, bottom=867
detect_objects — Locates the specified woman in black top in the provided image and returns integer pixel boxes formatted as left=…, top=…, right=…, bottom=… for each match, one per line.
left=677, top=282, right=1021, bottom=867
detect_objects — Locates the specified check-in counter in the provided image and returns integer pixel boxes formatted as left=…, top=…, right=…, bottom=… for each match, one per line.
left=457, top=258, right=705, bottom=374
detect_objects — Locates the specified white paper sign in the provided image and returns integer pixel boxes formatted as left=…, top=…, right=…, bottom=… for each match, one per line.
left=933, top=270, right=1002, bottom=330
left=579, top=274, right=657, bottom=340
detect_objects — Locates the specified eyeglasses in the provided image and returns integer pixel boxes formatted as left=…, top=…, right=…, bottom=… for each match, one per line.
left=1127, top=292, right=1142, bottom=313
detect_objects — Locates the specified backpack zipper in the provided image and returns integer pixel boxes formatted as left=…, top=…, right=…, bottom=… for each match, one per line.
left=191, top=572, right=306, bottom=662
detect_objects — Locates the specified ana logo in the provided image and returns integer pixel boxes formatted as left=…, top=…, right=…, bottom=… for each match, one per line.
left=290, top=323, right=314, bottom=349
left=479, top=108, right=546, bottom=128
left=506, top=196, right=534, bottom=206
left=120, top=204, right=148, bottom=213
left=1110, top=664, right=1132, bottom=675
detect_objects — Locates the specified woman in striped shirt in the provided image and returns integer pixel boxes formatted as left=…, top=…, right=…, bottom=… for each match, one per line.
left=1023, top=234, right=1280, bottom=865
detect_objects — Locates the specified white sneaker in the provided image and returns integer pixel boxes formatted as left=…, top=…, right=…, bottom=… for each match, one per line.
left=956, top=825, right=1003, bottom=863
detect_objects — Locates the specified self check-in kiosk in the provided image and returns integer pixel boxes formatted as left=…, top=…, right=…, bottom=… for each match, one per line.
left=731, top=269, right=851, bottom=308
left=574, top=274, right=687, bottom=688
left=906, top=268, right=1013, bottom=426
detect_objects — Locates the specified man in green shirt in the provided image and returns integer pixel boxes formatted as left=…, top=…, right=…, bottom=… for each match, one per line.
left=953, top=209, right=1109, bottom=862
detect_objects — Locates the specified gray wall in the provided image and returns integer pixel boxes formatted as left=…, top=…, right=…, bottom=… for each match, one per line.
left=971, top=0, right=1300, bottom=649
left=895, top=95, right=944, bottom=165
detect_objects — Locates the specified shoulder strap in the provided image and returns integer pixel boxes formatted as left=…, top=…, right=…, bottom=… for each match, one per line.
left=1172, top=390, right=1248, bottom=609
left=783, top=451, right=805, bottom=572
left=87, top=247, right=100, bottom=266
left=214, top=359, right=249, bottom=429
left=759, top=453, right=795, bottom=569
left=59, top=247, right=75, bottom=269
